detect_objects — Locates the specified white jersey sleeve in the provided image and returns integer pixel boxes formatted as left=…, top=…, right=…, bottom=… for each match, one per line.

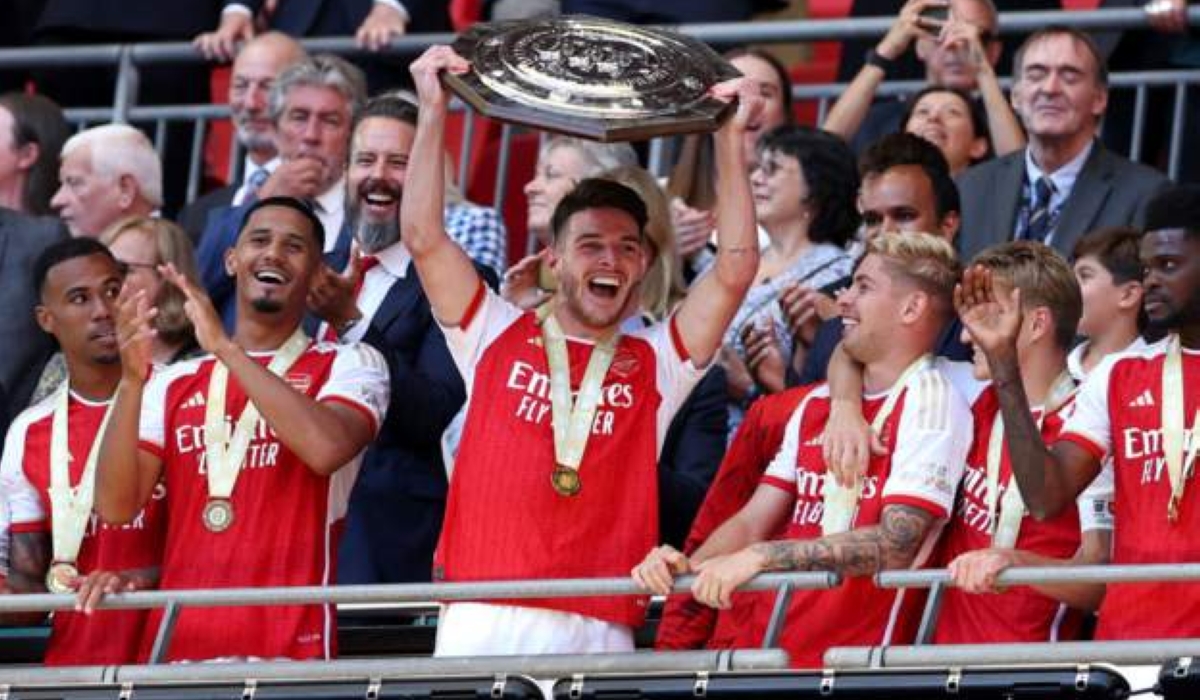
left=0, top=401, right=49, bottom=526
left=138, top=360, right=198, bottom=452
left=762, top=394, right=812, bottom=487
left=316, top=342, right=391, bottom=436
left=1077, top=460, right=1115, bottom=531
left=440, top=288, right=523, bottom=390
left=882, top=367, right=973, bottom=518
left=633, top=315, right=706, bottom=455
left=1060, top=354, right=1118, bottom=458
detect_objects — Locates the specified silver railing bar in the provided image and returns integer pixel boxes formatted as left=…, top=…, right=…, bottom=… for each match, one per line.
left=0, top=650, right=791, bottom=686
left=878, top=562, right=1200, bottom=588
left=0, top=572, right=838, bottom=614
left=0, top=8, right=1192, bottom=73
left=827, top=638, right=1200, bottom=668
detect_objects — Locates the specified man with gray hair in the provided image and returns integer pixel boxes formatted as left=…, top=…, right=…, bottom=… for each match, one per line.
left=50, top=124, right=162, bottom=239
left=177, top=32, right=307, bottom=243
left=197, top=53, right=367, bottom=325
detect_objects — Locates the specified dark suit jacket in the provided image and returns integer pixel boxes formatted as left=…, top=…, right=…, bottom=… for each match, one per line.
left=38, top=0, right=221, bottom=37
left=0, top=209, right=68, bottom=431
left=657, top=365, right=728, bottom=550
left=228, top=0, right=449, bottom=35
left=337, top=258, right=498, bottom=584
left=196, top=199, right=353, bottom=329
left=956, top=142, right=1170, bottom=262
left=177, top=184, right=236, bottom=247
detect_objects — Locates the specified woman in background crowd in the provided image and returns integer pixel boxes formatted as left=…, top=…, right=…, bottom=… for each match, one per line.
left=721, top=126, right=858, bottom=432
left=902, top=85, right=992, bottom=175
left=100, top=217, right=202, bottom=365
left=0, top=92, right=69, bottom=216
left=668, top=48, right=795, bottom=280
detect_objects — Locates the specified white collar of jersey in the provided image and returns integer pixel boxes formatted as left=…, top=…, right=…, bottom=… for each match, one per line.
left=63, top=384, right=115, bottom=408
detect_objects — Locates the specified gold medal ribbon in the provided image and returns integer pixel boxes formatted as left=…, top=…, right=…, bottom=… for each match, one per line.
left=48, top=387, right=114, bottom=568
left=204, top=328, right=309, bottom=503
left=822, top=354, right=932, bottom=535
left=540, top=310, right=618, bottom=490
left=1163, top=334, right=1200, bottom=523
left=985, top=371, right=1076, bottom=548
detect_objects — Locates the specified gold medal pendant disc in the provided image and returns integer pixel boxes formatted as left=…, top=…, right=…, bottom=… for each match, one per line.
left=551, top=466, right=581, bottom=497
left=45, top=561, right=80, bottom=594
left=203, top=498, right=235, bottom=533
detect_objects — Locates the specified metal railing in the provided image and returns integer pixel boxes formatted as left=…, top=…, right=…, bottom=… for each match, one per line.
left=5, top=7, right=1196, bottom=216
left=0, top=572, right=838, bottom=665
left=4, top=563, right=1200, bottom=673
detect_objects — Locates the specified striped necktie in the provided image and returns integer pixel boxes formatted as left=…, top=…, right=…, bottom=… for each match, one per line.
left=1019, top=176, right=1056, bottom=243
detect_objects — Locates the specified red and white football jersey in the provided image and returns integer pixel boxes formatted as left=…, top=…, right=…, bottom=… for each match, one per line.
left=934, top=387, right=1099, bottom=644
left=704, top=364, right=972, bottom=668
left=135, top=340, right=388, bottom=661
left=0, top=388, right=166, bottom=665
left=1060, top=342, right=1200, bottom=640
left=435, top=290, right=703, bottom=628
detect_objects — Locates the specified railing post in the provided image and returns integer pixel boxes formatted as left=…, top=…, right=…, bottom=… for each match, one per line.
left=492, top=123, right=515, bottom=211
left=187, top=116, right=208, bottom=205
left=1130, top=84, right=1147, bottom=163
left=112, top=46, right=138, bottom=126
left=759, top=581, right=794, bottom=649
left=1169, top=81, right=1187, bottom=181
left=457, top=108, right=476, bottom=194
left=912, top=580, right=945, bottom=646
left=148, top=600, right=182, bottom=664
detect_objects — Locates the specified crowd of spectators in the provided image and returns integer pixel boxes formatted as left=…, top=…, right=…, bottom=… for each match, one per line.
left=0, top=0, right=1196, bottom=671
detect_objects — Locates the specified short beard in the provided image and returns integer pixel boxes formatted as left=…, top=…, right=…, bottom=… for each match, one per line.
left=235, top=123, right=275, bottom=153
left=354, top=217, right=401, bottom=255
left=251, top=297, right=285, bottom=313
left=94, top=352, right=121, bottom=366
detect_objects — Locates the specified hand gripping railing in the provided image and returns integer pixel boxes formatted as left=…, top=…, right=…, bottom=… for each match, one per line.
left=0, top=572, right=838, bottom=665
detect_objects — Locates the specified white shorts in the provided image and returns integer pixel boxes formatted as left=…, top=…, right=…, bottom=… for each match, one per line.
left=434, top=602, right=635, bottom=656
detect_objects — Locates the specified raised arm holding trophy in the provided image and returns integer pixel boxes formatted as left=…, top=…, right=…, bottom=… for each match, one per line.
left=403, top=27, right=762, bottom=655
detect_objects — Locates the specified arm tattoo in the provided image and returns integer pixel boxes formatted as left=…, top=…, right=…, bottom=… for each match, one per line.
left=8, top=532, right=51, bottom=593
left=752, top=504, right=934, bottom=577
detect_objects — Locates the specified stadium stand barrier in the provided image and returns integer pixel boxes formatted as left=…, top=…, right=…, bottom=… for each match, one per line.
left=2, top=7, right=1196, bottom=225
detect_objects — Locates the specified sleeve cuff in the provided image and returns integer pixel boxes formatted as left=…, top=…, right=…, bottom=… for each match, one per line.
left=1059, top=432, right=1107, bottom=461
left=322, top=395, right=382, bottom=438
left=882, top=494, right=948, bottom=520
left=10, top=520, right=49, bottom=534
left=760, top=475, right=794, bottom=493
left=138, top=439, right=165, bottom=460
left=374, top=0, right=412, bottom=22
left=458, top=279, right=488, bottom=330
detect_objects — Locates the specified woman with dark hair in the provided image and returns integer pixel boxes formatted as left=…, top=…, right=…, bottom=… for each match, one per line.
left=0, top=92, right=69, bottom=216
left=667, top=48, right=796, bottom=279
left=902, top=85, right=991, bottom=175
left=721, top=126, right=858, bottom=429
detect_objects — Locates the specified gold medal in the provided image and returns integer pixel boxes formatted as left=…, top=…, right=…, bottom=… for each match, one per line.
left=539, top=309, right=617, bottom=500
left=551, top=465, right=581, bottom=497
left=202, top=498, right=235, bottom=533
left=45, top=561, right=79, bottom=594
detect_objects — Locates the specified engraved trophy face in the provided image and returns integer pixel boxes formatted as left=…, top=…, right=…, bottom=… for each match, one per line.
left=444, top=16, right=741, bottom=142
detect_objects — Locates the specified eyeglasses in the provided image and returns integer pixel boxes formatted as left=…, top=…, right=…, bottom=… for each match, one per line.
left=117, top=260, right=159, bottom=276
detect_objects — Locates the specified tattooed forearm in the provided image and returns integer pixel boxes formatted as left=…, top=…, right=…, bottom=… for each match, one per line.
left=8, top=532, right=51, bottom=593
left=751, top=505, right=934, bottom=577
